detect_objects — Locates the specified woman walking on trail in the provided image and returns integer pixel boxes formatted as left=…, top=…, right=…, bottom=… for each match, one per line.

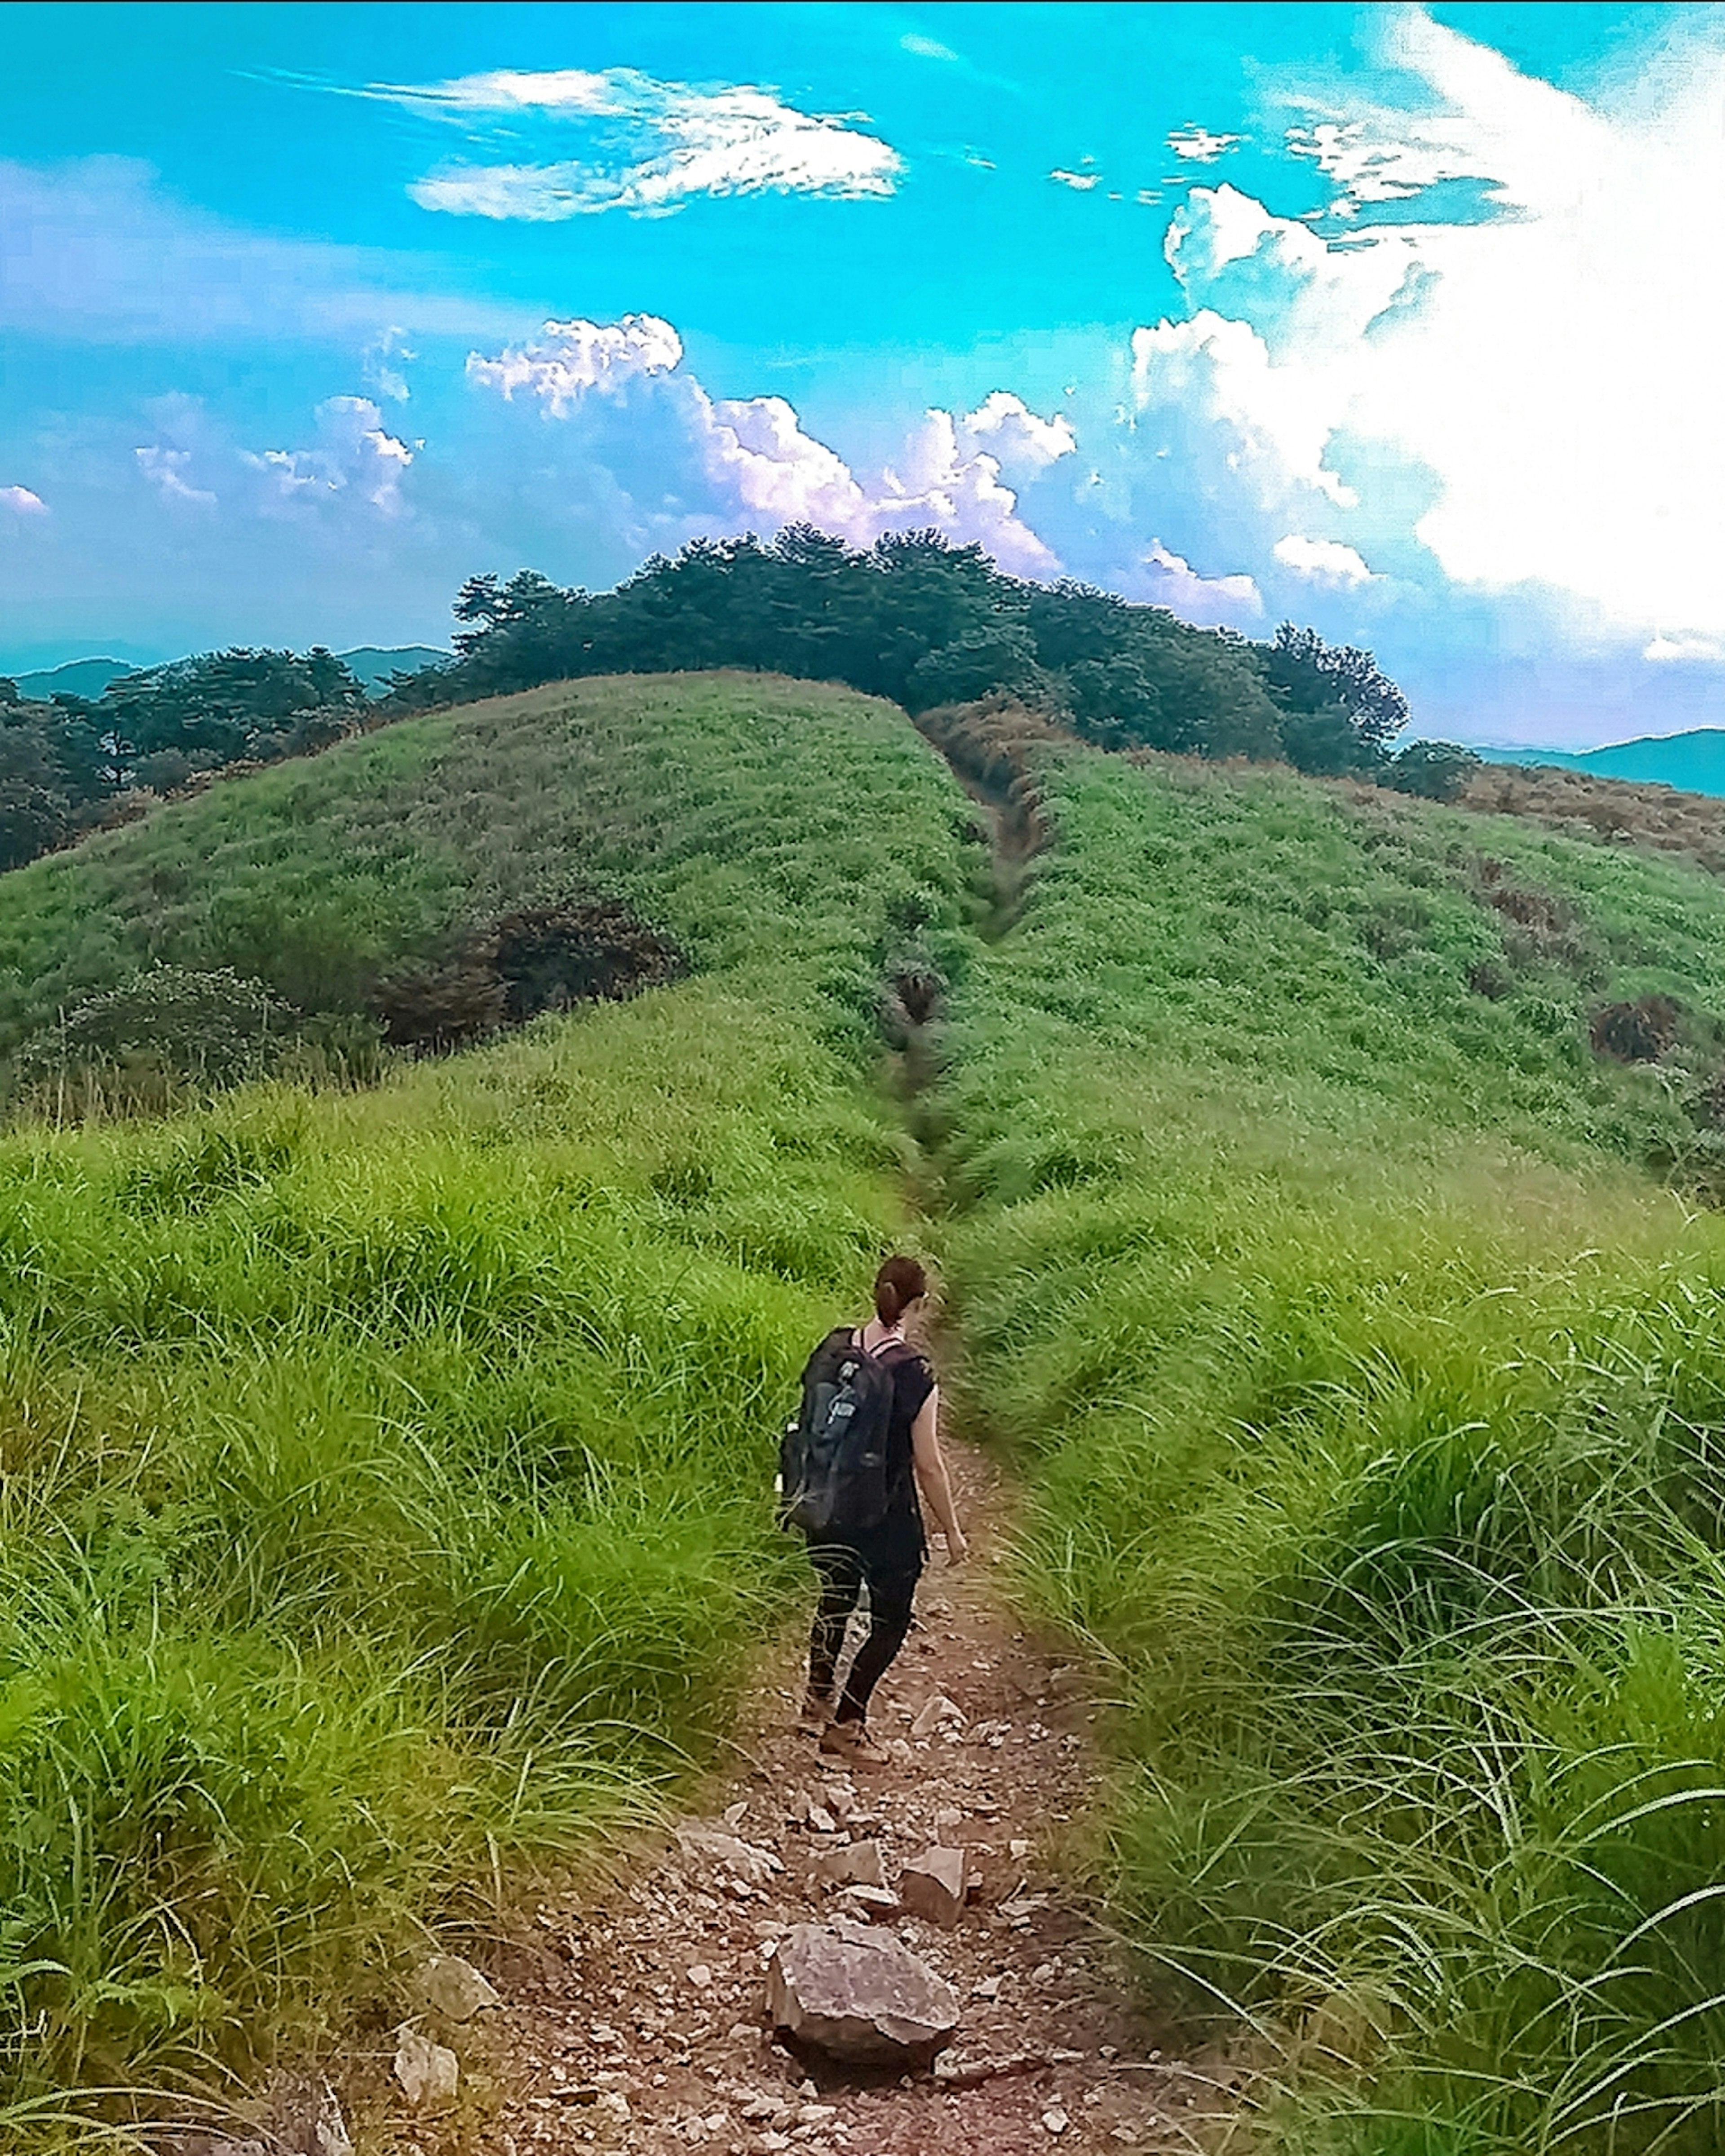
left=792, top=1255, right=967, bottom=1768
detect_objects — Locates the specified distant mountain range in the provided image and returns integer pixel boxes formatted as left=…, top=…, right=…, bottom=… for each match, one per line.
left=1477, top=730, right=1725, bottom=800
left=8, top=647, right=449, bottom=702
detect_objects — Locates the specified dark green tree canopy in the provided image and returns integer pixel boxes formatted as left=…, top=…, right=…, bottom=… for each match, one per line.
left=1, top=532, right=1436, bottom=880
left=389, top=526, right=1402, bottom=773
left=102, top=647, right=367, bottom=775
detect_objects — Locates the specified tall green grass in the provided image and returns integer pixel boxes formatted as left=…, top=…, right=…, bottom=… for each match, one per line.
left=0, top=676, right=979, bottom=2139
left=0, top=671, right=982, bottom=1055
left=935, top=747, right=1725, bottom=2154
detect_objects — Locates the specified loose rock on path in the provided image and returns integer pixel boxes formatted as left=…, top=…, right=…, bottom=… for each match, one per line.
left=375, top=1446, right=1250, bottom=2155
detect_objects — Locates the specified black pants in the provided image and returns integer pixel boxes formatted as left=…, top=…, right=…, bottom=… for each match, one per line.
left=807, top=1538, right=920, bottom=1725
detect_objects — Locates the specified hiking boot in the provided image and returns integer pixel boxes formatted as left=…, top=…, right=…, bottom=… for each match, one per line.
left=797, top=1689, right=833, bottom=1735
left=818, top=1718, right=890, bottom=1768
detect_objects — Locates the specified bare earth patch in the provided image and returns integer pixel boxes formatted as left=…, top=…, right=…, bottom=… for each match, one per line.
left=380, top=1447, right=1249, bottom=2156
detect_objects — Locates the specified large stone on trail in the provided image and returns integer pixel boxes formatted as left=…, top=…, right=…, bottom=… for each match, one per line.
left=815, top=1838, right=887, bottom=1888
left=677, top=1824, right=785, bottom=1889
left=394, top=2025, right=460, bottom=2110
left=899, top=1845, right=967, bottom=1927
left=766, top=1920, right=959, bottom=2066
left=264, top=2076, right=352, bottom=2156
left=410, top=1952, right=502, bottom=2021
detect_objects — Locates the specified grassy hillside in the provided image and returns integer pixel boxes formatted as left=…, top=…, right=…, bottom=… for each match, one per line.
left=0, top=675, right=978, bottom=2140
left=934, top=745, right=1725, bottom=2155
left=20, top=669, right=1725, bottom=2150
left=0, top=671, right=981, bottom=1063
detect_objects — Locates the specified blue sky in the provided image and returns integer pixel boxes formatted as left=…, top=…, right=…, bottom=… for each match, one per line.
left=3, top=1, right=1721, bottom=746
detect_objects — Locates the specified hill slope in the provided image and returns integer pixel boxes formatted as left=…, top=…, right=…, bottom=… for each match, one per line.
left=0, top=671, right=980, bottom=1066
left=937, top=738, right=1725, bottom=2155
left=0, top=672, right=980, bottom=2136
left=1482, top=725, right=1725, bottom=798
left=19, top=681, right=1725, bottom=2148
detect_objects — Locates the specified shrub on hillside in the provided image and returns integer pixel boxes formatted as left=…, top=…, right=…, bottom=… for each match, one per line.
left=1386, top=738, right=1485, bottom=801
left=374, top=900, right=687, bottom=1051
left=10, top=963, right=288, bottom=1112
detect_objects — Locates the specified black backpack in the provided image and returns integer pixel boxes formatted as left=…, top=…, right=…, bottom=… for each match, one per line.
left=779, top=1328, right=909, bottom=1539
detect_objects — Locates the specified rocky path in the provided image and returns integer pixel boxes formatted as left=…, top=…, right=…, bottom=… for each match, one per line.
left=382, top=1445, right=1249, bottom=2156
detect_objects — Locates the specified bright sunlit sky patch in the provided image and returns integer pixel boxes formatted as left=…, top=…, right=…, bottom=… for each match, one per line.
left=3, top=0, right=1721, bottom=746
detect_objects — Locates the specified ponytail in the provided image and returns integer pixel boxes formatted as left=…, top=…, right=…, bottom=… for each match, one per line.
left=873, top=1255, right=929, bottom=1325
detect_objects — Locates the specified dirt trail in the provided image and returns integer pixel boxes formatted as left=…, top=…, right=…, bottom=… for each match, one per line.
left=402, top=1444, right=1247, bottom=2156
left=352, top=706, right=1253, bottom=2156
left=910, top=701, right=1063, bottom=942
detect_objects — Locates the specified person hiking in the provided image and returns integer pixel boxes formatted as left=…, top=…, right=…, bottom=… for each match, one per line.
left=781, top=1255, right=967, bottom=1768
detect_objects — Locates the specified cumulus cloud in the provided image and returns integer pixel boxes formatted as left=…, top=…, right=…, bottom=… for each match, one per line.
left=363, top=66, right=902, bottom=220
left=1274, top=534, right=1377, bottom=583
left=242, top=397, right=415, bottom=517
left=363, top=327, right=416, bottom=403
left=465, top=315, right=683, bottom=413
left=1, top=485, right=46, bottom=516
left=1644, top=633, right=1725, bottom=663
left=1048, top=168, right=1100, bottom=191
left=1141, top=7, right=1725, bottom=645
left=1132, top=302, right=1355, bottom=509
left=463, top=314, right=1070, bottom=571
left=135, top=446, right=216, bottom=508
left=132, top=394, right=414, bottom=520
left=962, top=390, right=1077, bottom=467
left=1136, top=541, right=1261, bottom=623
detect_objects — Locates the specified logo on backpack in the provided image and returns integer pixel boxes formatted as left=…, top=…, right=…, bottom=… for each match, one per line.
left=779, top=1329, right=907, bottom=1538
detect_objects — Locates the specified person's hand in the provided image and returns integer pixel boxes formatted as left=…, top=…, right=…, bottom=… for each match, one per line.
left=944, top=1526, right=969, bottom=1566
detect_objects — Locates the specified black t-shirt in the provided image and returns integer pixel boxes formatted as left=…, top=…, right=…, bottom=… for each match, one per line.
left=853, top=1330, right=936, bottom=1570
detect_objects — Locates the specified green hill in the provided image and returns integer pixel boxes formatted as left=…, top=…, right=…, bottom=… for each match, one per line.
left=16, top=679, right=1725, bottom=2148
left=0, top=671, right=976, bottom=1067
left=1482, top=726, right=1725, bottom=798
left=0, top=672, right=978, bottom=2135
left=937, top=736, right=1725, bottom=2156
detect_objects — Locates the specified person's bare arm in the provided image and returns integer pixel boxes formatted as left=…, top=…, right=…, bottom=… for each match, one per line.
left=911, top=1385, right=968, bottom=1563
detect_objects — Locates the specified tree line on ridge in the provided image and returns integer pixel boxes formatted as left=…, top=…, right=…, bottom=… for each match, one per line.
left=0, top=526, right=1477, bottom=874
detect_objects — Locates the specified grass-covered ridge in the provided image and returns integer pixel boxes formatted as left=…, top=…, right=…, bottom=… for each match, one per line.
left=934, top=744, right=1725, bottom=2155
left=0, top=675, right=978, bottom=2138
left=0, top=671, right=980, bottom=1061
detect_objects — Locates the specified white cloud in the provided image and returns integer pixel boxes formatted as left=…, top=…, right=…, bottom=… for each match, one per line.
left=368, top=66, right=902, bottom=220
left=132, top=394, right=415, bottom=521
left=465, top=315, right=683, bottom=414
left=1274, top=534, right=1377, bottom=583
left=1644, top=633, right=1725, bottom=663
left=1168, top=126, right=1243, bottom=163
left=1138, top=540, right=1262, bottom=623
left=0, top=485, right=46, bottom=516
left=901, top=34, right=959, bottom=62
left=962, top=390, right=1077, bottom=468
left=1151, top=8, right=1725, bottom=641
left=363, top=326, right=416, bottom=403
left=1049, top=168, right=1099, bottom=191
left=691, top=388, right=870, bottom=531
left=463, top=316, right=1068, bottom=572
left=135, top=446, right=216, bottom=508
left=1132, top=303, right=1356, bottom=508
left=242, top=397, right=415, bottom=517
left=684, top=388, right=1067, bottom=570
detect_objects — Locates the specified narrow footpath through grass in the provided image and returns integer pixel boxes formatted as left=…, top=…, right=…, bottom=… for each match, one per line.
left=319, top=1442, right=1243, bottom=2156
